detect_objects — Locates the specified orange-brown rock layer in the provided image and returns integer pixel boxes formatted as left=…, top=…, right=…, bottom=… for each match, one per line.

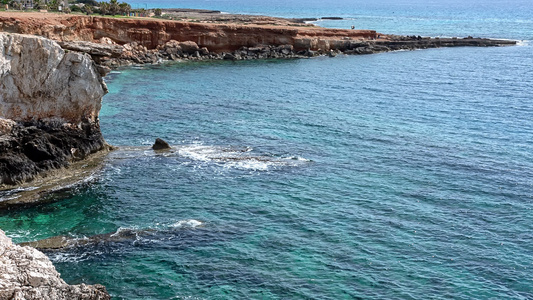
left=0, top=13, right=377, bottom=52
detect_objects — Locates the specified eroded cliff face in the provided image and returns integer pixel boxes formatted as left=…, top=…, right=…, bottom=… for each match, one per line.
left=0, top=13, right=515, bottom=68
left=0, top=33, right=109, bottom=186
left=0, top=33, right=106, bottom=124
left=86, top=17, right=377, bottom=52
left=0, top=229, right=110, bottom=300
left=0, top=14, right=377, bottom=52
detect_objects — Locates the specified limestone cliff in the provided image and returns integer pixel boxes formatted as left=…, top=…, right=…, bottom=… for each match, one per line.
left=0, top=33, right=106, bottom=124
left=0, top=33, right=109, bottom=186
left=0, top=229, right=110, bottom=300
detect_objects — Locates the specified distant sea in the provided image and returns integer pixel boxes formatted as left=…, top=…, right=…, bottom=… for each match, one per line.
left=1, top=0, right=532, bottom=299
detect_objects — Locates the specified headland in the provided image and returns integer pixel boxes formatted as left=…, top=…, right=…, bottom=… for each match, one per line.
left=0, top=11, right=516, bottom=68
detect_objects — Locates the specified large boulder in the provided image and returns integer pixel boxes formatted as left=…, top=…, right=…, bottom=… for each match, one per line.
left=178, top=41, right=200, bottom=54
left=0, top=229, right=110, bottom=300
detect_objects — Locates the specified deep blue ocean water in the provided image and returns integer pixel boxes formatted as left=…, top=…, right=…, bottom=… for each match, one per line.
left=1, top=0, right=533, bottom=299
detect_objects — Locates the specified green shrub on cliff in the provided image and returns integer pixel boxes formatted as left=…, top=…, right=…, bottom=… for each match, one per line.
left=47, top=0, right=58, bottom=10
left=33, top=0, right=46, bottom=10
left=119, top=2, right=131, bottom=15
left=76, top=0, right=99, bottom=6
left=69, top=4, right=82, bottom=12
left=8, top=0, right=22, bottom=10
left=98, top=0, right=130, bottom=16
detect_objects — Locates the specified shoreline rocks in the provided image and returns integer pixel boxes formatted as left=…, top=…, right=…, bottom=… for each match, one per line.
left=0, top=33, right=110, bottom=187
left=60, top=35, right=517, bottom=69
left=0, top=229, right=110, bottom=300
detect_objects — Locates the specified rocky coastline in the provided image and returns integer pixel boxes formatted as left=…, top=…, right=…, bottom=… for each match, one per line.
left=82, top=35, right=518, bottom=68
left=0, top=33, right=111, bottom=299
left=0, top=13, right=517, bottom=69
left=0, top=10, right=518, bottom=299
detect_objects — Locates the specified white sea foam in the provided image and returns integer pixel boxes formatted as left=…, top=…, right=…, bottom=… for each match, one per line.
left=0, top=186, right=38, bottom=197
left=48, top=249, right=110, bottom=263
left=171, top=219, right=203, bottom=228
left=106, top=144, right=309, bottom=171
left=224, top=159, right=271, bottom=171
left=178, top=145, right=218, bottom=162
left=6, top=231, right=32, bottom=240
left=109, top=226, right=140, bottom=237
left=177, top=144, right=309, bottom=170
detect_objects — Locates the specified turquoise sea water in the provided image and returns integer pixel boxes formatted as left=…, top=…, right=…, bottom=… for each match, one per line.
left=1, top=0, right=533, bottom=299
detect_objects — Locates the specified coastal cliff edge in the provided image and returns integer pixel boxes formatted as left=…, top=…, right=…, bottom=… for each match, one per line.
left=0, top=13, right=516, bottom=67
left=0, top=33, right=110, bottom=190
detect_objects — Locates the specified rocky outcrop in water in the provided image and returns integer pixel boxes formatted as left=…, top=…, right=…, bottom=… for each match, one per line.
left=0, top=33, right=110, bottom=187
left=152, top=138, right=171, bottom=150
left=0, top=229, right=110, bottom=299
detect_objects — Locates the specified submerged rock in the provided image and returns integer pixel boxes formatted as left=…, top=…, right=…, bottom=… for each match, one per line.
left=152, top=138, right=171, bottom=150
left=20, top=220, right=204, bottom=251
left=0, top=229, right=110, bottom=300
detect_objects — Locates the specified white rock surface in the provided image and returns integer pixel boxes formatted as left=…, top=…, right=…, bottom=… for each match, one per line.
left=0, top=229, right=109, bottom=300
left=0, top=33, right=107, bottom=125
left=0, top=118, right=15, bottom=135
